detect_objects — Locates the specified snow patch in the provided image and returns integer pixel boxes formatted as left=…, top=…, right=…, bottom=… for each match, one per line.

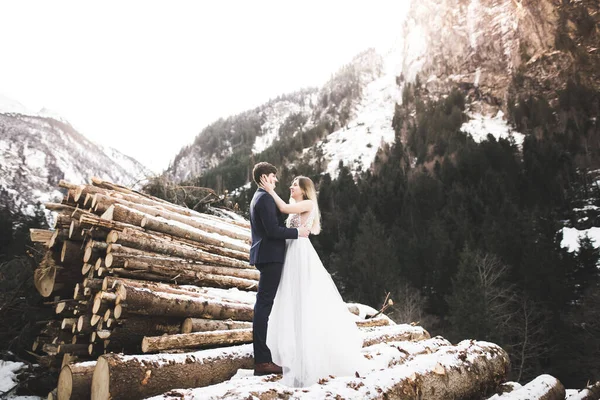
left=560, top=227, right=600, bottom=253
left=0, top=360, right=25, bottom=394
left=461, top=111, right=525, bottom=146
left=307, top=58, right=398, bottom=178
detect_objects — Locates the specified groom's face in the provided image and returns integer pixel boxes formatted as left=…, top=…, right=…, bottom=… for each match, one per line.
left=266, top=173, right=278, bottom=188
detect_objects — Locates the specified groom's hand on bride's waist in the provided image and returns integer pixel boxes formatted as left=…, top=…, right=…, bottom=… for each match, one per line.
left=298, top=227, right=310, bottom=238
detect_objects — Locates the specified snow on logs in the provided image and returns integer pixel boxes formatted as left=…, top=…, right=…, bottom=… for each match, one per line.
left=486, top=374, right=566, bottom=399
left=145, top=340, right=510, bottom=400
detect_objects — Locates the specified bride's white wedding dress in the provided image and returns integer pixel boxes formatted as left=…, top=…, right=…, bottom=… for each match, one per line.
left=266, top=207, right=365, bottom=387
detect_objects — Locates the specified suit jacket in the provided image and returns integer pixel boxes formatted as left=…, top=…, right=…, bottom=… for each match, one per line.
left=249, top=188, right=298, bottom=265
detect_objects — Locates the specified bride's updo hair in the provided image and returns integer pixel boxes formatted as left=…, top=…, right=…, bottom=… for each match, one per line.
left=292, top=176, right=321, bottom=235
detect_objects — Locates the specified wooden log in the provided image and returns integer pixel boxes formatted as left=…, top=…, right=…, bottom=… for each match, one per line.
left=57, top=344, right=91, bottom=356
left=83, top=278, right=103, bottom=291
left=30, top=228, right=54, bottom=244
left=79, top=214, right=142, bottom=233
left=110, top=226, right=249, bottom=262
left=115, top=261, right=258, bottom=291
left=61, top=240, right=84, bottom=267
left=106, top=228, right=251, bottom=269
left=90, top=344, right=254, bottom=400
left=167, top=340, right=509, bottom=400
left=68, top=220, right=85, bottom=241
left=94, top=193, right=250, bottom=241
left=77, top=315, right=93, bottom=333
left=181, top=318, right=252, bottom=333
left=140, top=213, right=250, bottom=254
left=45, top=202, right=92, bottom=220
left=91, top=176, right=224, bottom=222
left=61, top=318, right=78, bottom=331
left=356, top=318, right=390, bottom=328
left=114, top=282, right=254, bottom=321
left=201, top=209, right=250, bottom=229
left=55, top=214, right=74, bottom=229
left=57, top=361, right=96, bottom=400
left=43, top=343, right=59, bottom=356
left=360, top=324, right=431, bottom=346
left=141, top=328, right=252, bottom=353
left=55, top=301, right=79, bottom=316
left=34, top=250, right=79, bottom=298
left=59, top=180, right=80, bottom=190
left=487, top=374, right=565, bottom=399
left=48, top=388, right=58, bottom=400
left=48, top=229, right=69, bottom=249
left=567, top=381, right=600, bottom=400
left=124, top=256, right=257, bottom=280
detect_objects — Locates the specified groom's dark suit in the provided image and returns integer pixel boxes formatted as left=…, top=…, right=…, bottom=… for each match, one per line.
left=250, top=188, right=298, bottom=364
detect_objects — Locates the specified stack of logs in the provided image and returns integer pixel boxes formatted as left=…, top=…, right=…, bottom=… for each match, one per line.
left=30, top=177, right=268, bottom=399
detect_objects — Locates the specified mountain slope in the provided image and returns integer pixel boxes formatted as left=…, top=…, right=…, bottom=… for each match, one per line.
left=166, top=49, right=388, bottom=185
left=0, top=108, right=151, bottom=221
left=165, top=0, right=598, bottom=194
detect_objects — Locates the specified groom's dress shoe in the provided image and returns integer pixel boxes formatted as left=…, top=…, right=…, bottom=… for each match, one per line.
left=254, top=362, right=283, bottom=376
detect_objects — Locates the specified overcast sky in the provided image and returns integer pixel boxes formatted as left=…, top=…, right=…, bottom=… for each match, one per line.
left=0, top=1, right=409, bottom=173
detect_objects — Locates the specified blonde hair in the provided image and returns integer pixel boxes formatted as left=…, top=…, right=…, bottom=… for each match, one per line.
left=290, top=176, right=321, bottom=235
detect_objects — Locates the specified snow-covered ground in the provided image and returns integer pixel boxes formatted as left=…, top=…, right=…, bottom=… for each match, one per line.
left=0, top=360, right=41, bottom=400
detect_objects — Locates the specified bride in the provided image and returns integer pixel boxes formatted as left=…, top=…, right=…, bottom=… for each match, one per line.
left=259, top=175, right=365, bottom=387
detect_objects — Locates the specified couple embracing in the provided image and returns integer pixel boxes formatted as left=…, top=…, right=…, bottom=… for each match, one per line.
left=249, top=162, right=364, bottom=387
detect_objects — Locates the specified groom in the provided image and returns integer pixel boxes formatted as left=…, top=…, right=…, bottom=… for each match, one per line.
left=250, top=162, right=310, bottom=376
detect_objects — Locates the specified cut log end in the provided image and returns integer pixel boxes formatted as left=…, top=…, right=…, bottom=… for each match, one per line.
left=181, top=319, right=192, bottom=334
left=91, top=357, right=109, bottom=400
left=34, top=267, right=57, bottom=298
left=57, top=366, right=73, bottom=400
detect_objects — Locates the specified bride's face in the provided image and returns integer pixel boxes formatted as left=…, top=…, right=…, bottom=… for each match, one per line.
left=289, top=179, right=303, bottom=201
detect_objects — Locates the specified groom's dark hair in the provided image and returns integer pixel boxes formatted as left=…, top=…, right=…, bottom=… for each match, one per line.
left=253, top=162, right=277, bottom=185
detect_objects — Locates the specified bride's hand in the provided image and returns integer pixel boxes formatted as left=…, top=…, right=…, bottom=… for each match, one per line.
left=259, top=176, right=275, bottom=193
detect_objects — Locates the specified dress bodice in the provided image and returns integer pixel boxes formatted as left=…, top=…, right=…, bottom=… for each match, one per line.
left=286, top=204, right=316, bottom=230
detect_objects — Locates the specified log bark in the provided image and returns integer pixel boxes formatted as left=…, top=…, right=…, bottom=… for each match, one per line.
left=61, top=240, right=84, bottom=268
left=79, top=214, right=142, bottom=233
left=68, top=220, right=86, bottom=241
left=115, top=260, right=258, bottom=291
left=141, top=328, right=253, bottom=353
left=109, top=227, right=249, bottom=261
left=44, top=203, right=93, bottom=220
left=48, top=229, right=69, bottom=249
left=124, top=257, right=256, bottom=279
left=90, top=344, right=254, bottom=400
left=106, top=228, right=251, bottom=269
left=102, top=277, right=255, bottom=309
left=140, top=213, right=250, bottom=254
left=57, top=344, right=91, bottom=356
left=57, top=361, right=96, bottom=400
left=114, top=282, right=254, bottom=321
left=360, top=324, right=430, bottom=347
left=181, top=318, right=252, bottom=333
left=94, top=193, right=250, bottom=241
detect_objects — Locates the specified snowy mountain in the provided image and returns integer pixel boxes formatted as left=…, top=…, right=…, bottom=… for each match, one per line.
left=0, top=98, right=152, bottom=222
left=166, top=0, right=598, bottom=193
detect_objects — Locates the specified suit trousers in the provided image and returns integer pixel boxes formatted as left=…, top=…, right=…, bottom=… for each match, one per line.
left=253, top=261, right=283, bottom=364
